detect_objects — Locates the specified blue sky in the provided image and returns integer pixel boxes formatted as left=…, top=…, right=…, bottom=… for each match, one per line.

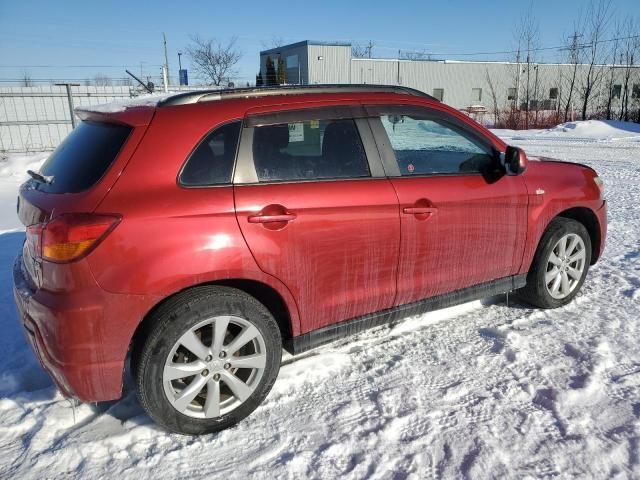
left=0, top=0, right=638, bottom=85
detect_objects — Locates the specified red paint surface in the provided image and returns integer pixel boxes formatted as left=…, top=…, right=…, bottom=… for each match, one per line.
left=13, top=91, right=607, bottom=402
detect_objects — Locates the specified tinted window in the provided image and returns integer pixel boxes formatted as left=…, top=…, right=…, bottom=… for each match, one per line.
left=380, top=115, right=494, bottom=175
left=38, top=121, right=131, bottom=193
left=252, top=119, right=370, bottom=182
left=180, top=121, right=241, bottom=186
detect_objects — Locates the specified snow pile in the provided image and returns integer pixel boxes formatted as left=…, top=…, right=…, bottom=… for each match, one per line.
left=0, top=152, right=47, bottom=233
left=547, top=119, right=640, bottom=139
left=0, top=124, right=640, bottom=478
left=76, top=93, right=175, bottom=114
left=495, top=119, right=640, bottom=142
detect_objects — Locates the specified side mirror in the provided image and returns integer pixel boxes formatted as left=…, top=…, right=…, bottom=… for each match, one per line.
left=502, top=146, right=528, bottom=175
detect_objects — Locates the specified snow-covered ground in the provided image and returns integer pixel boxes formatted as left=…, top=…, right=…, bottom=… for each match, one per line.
left=1, top=120, right=639, bottom=479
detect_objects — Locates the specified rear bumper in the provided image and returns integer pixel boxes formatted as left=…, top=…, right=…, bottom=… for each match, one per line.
left=12, top=253, right=155, bottom=402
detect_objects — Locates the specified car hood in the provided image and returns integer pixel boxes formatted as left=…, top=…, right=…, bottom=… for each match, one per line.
left=527, top=155, right=597, bottom=175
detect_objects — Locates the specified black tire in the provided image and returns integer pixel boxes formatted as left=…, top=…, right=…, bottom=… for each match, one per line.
left=134, top=286, right=282, bottom=435
left=517, top=217, right=592, bottom=309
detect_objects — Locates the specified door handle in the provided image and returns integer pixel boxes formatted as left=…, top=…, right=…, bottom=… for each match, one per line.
left=402, top=207, right=438, bottom=215
left=248, top=213, right=297, bottom=223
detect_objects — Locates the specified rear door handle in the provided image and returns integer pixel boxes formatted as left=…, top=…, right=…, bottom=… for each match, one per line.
left=402, top=207, right=438, bottom=215
left=247, top=213, right=297, bottom=223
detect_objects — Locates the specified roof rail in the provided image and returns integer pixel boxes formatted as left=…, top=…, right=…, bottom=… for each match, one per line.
left=158, top=84, right=437, bottom=107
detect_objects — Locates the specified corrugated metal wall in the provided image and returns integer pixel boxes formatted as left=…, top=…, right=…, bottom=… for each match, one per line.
left=306, top=45, right=352, bottom=84
left=349, top=59, right=636, bottom=114
left=261, top=42, right=639, bottom=119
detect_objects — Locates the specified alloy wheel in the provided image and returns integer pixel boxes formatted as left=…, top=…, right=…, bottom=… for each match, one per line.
left=162, top=315, right=267, bottom=419
left=545, top=233, right=586, bottom=300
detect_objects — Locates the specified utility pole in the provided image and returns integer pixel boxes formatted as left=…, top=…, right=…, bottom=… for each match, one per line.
left=163, top=32, right=170, bottom=86
left=525, top=52, right=531, bottom=129
left=161, top=66, right=168, bottom=92
left=515, top=48, right=521, bottom=109
left=366, top=40, right=374, bottom=59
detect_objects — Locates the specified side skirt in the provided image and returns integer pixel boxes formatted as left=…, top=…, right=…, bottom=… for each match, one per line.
left=284, top=274, right=527, bottom=355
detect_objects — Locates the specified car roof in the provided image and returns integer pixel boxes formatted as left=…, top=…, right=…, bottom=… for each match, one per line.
left=158, top=84, right=438, bottom=107
left=75, top=84, right=440, bottom=126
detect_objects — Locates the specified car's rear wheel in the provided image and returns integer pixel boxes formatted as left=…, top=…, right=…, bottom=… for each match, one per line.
left=517, top=217, right=592, bottom=309
left=134, top=286, right=282, bottom=435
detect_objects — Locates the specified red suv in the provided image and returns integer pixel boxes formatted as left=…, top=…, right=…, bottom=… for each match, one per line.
left=13, top=85, right=606, bottom=434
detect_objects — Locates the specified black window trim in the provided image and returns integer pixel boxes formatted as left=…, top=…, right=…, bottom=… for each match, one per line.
left=233, top=107, right=386, bottom=185
left=177, top=118, right=243, bottom=189
left=364, top=104, right=499, bottom=178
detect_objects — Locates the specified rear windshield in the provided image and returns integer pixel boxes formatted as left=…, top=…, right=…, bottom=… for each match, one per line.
left=38, top=121, right=132, bottom=193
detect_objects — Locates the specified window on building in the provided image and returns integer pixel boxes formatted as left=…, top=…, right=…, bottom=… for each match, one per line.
left=471, top=88, right=482, bottom=103
left=612, top=84, right=622, bottom=99
left=549, top=88, right=559, bottom=99
left=286, top=55, right=298, bottom=69
left=379, top=113, right=494, bottom=175
left=633, top=84, right=640, bottom=99
left=252, top=119, right=370, bottom=182
left=180, top=121, right=241, bottom=186
left=432, top=88, right=444, bottom=101
left=507, top=88, right=517, bottom=101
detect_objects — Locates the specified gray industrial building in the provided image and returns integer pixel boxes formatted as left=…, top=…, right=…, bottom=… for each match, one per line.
left=260, top=40, right=640, bottom=120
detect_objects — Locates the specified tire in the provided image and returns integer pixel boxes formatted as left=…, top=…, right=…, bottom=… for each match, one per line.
left=134, top=286, right=282, bottom=435
left=517, top=217, right=592, bottom=309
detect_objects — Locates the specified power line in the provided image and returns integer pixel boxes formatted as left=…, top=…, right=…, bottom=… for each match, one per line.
left=0, top=64, right=163, bottom=69
left=379, top=34, right=640, bottom=57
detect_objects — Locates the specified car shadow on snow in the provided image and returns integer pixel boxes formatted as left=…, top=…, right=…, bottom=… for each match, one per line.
left=0, top=231, right=54, bottom=399
left=0, top=231, right=212, bottom=432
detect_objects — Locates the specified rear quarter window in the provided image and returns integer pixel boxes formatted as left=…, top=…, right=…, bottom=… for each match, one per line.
left=179, top=121, right=241, bottom=186
left=38, top=121, right=132, bottom=193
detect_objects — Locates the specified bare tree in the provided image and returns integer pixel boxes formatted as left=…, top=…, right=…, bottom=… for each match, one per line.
left=562, top=25, right=585, bottom=121
left=93, top=74, right=112, bottom=86
left=485, top=69, right=500, bottom=126
left=352, top=43, right=368, bottom=58
left=401, top=50, right=432, bottom=61
left=513, top=4, right=540, bottom=128
left=21, top=72, right=33, bottom=87
left=352, top=41, right=374, bottom=59
left=579, top=0, right=613, bottom=120
left=186, top=35, right=242, bottom=86
left=261, top=36, right=286, bottom=50
left=604, top=29, right=619, bottom=120
left=618, top=19, right=638, bottom=121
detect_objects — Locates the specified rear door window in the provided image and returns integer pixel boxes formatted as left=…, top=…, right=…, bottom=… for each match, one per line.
left=251, top=118, right=370, bottom=182
left=38, top=121, right=131, bottom=193
left=180, top=121, right=241, bottom=186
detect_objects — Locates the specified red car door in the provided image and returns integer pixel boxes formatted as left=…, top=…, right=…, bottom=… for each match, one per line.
left=233, top=108, right=400, bottom=333
left=367, top=104, right=528, bottom=305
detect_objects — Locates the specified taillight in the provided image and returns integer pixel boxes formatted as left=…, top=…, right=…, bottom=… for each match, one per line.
left=29, top=213, right=120, bottom=263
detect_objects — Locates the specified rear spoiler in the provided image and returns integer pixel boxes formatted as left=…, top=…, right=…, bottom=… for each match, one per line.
left=75, top=106, right=155, bottom=127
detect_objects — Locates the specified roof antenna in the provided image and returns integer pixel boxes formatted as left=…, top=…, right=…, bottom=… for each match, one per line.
left=126, top=69, right=153, bottom=94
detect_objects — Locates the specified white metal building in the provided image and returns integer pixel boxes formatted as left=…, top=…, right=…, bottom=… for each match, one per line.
left=259, top=40, right=640, bottom=118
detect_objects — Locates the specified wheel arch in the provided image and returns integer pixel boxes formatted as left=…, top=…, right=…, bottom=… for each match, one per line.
left=556, top=206, right=601, bottom=264
left=127, top=278, right=296, bottom=381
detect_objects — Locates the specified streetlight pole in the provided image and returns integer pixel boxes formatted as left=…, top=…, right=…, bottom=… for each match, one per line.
left=178, top=52, right=182, bottom=71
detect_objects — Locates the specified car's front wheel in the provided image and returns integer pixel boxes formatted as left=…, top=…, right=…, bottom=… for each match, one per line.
left=134, top=286, right=282, bottom=435
left=517, top=217, right=592, bottom=308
